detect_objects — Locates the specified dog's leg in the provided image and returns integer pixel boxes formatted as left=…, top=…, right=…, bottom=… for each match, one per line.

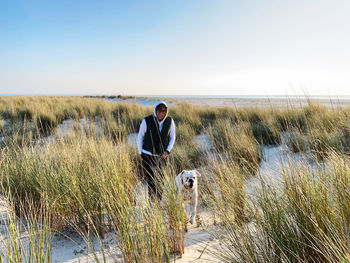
left=189, top=198, right=197, bottom=225
left=183, top=201, right=189, bottom=232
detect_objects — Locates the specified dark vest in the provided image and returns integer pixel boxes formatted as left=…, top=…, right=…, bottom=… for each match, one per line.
left=143, top=115, right=172, bottom=155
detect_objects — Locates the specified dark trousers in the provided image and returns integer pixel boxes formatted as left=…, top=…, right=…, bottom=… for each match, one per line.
left=141, top=153, right=167, bottom=200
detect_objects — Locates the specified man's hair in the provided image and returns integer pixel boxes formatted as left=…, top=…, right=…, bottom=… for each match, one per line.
left=156, top=104, right=167, bottom=112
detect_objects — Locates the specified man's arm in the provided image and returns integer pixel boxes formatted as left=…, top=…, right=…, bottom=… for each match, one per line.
left=161, top=119, right=176, bottom=159
left=166, top=119, right=176, bottom=152
left=137, top=119, right=147, bottom=160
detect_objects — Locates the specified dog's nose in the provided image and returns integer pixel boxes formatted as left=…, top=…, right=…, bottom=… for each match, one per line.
left=189, top=179, right=193, bottom=183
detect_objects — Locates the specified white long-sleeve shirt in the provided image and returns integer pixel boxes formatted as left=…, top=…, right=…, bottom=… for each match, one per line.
left=137, top=118, right=176, bottom=155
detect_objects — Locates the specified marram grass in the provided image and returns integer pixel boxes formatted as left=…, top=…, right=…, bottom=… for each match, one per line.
left=1, top=96, right=350, bottom=262
left=0, top=197, right=52, bottom=263
left=207, top=153, right=350, bottom=263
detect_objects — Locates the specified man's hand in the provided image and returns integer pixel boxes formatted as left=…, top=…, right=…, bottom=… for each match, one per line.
left=138, top=154, right=143, bottom=161
left=160, top=151, right=169, bottom=159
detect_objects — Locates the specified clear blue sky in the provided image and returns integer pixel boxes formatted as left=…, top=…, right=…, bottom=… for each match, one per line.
left=1, top=0, right=350, bottom=96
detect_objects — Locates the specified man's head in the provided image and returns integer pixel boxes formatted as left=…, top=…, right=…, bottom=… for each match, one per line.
left=155, top=103, right=167, bottom=121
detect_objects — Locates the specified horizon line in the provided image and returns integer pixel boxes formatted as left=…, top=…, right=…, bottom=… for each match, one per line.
left=1, top=94, right=350, bottom=98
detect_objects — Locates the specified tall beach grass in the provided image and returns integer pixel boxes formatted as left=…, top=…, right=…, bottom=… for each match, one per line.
left=1, top=96, right=350, bottom=262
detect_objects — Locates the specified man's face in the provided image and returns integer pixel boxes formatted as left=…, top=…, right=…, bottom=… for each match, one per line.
left=156, top=106, right=167, bottom=121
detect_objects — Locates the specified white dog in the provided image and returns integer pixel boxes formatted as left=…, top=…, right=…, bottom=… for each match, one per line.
left=176, top=170, right=201, bottom=225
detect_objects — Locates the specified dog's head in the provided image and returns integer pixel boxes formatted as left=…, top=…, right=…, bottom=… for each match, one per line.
left=179, top=170, right=201, bottom=190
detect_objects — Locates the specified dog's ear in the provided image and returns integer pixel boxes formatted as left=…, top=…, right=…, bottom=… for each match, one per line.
left=194, top=170, right=201, bottom=177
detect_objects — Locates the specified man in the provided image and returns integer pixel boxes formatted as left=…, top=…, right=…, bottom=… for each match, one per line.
left=137, top=101, right=176, bottom=200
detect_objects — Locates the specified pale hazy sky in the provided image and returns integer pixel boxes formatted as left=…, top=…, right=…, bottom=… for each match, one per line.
left=1, top=0, right=350, bottom=96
